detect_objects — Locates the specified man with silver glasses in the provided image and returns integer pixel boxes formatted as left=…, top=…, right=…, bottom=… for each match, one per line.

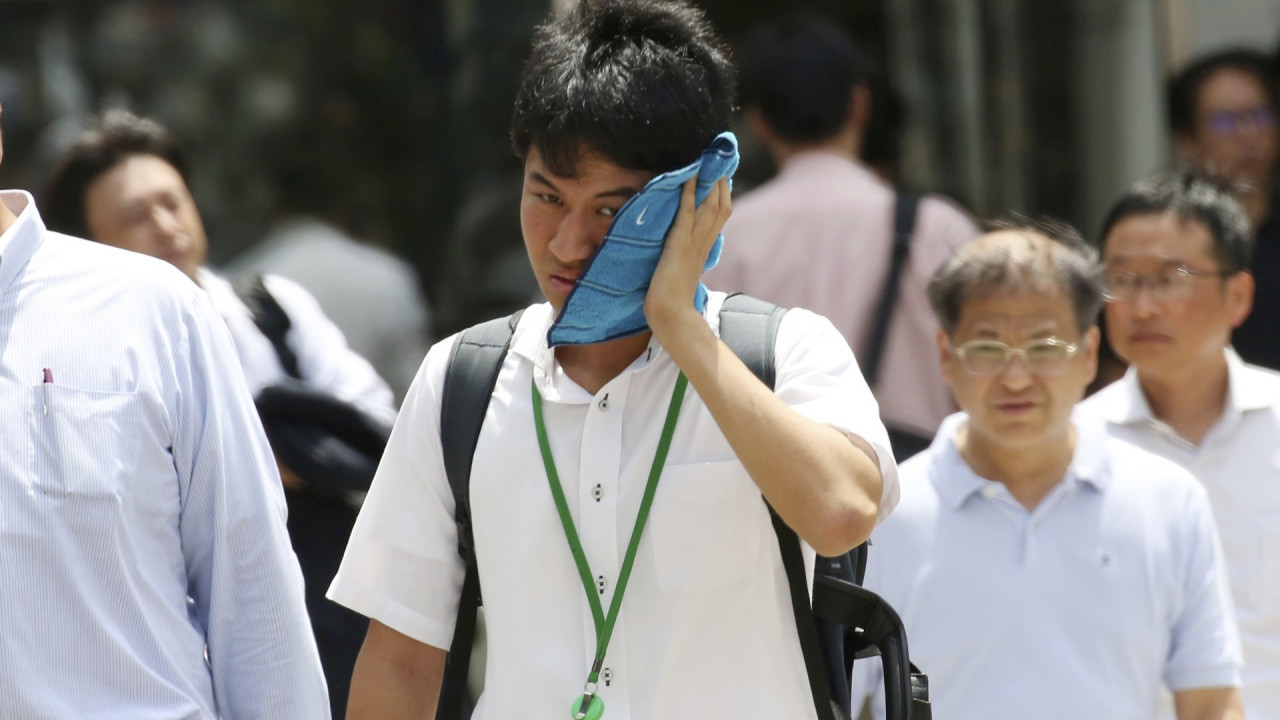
left=1081, top=171, right=1279, bottom=720
left=850, top=219, right=1244, bottom=720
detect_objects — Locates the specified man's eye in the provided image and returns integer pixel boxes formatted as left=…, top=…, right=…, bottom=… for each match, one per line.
left=536, top=193, right=561, bottom=205
left=599, top=206, right=619, bottom=218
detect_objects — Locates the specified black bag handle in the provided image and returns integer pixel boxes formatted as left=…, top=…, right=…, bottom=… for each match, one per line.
left=437, top=310, right=523, bottom=719
left=234, top=273, right=303, bottom=380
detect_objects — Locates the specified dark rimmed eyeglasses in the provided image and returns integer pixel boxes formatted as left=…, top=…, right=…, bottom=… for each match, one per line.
left=950, top=337, right=1080, bottom=377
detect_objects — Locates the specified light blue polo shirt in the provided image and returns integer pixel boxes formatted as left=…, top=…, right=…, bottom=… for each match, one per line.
left=851, top=412, right=1241, bottom=720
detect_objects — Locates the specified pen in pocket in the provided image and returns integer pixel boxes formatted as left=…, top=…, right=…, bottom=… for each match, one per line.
left=42, top=367, right=53, bottom=416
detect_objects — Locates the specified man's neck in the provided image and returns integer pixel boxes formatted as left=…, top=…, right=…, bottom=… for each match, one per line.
left=768, top=130, right=861, bottom=170
left=958, top=423, right=1076, bottom=511
left=1136, top=352, right=1230, bottom=446
left=555, top=331, right=653, bottom=396
left=0, top=194, right=18, bottom=237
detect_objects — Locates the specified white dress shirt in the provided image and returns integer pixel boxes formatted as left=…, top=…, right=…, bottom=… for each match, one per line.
left=1081, top=352, right=1280, bottom=720
left=199, top=267, right=396, bottom=425
left=0, top=191, right=328, bottom=719
left=850, top=413, right=1241, bottom=720
left=329, top=294, right=898, bottom=720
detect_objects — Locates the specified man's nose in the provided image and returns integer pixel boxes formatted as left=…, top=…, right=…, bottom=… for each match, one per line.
left=1128, top=283, right=1161, bottom=319
left=549, top=211, right=601, bottom=264
left=997, top=352, right=1035, bottom=391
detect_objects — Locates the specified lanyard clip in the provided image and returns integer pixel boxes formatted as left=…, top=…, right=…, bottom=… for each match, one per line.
left=572, top=661, right=606, bottom=720
left=572, top=685, right=604, bottom=720
left=574, top=682, right=597, bottom=719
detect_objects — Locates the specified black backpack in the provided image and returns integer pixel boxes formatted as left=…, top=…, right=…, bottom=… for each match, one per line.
left=437, top=293, right=931, bottom=720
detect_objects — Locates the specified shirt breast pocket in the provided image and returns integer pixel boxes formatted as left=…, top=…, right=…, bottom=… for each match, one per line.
left=650, top=459, right=765, bottom=595
left=28, top=385, right=143, bottom=501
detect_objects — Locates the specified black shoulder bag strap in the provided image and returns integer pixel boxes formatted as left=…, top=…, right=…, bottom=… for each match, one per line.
left=233, top=273, right=303, bottom=380
left=720, top=293, right=843, bottom=720
left=861, top=193, right=920, bottom=389
left=437, top=309, right=524, bottom=719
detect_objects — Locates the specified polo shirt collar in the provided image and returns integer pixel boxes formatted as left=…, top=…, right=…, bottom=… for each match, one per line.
left=1224, top=347, right=1280, bottom=411
left=0, top=190, right=45, bottom=292
left=1098, top=348, right=1277, bottom=426
left=931, top=412, right=1111, bottom=510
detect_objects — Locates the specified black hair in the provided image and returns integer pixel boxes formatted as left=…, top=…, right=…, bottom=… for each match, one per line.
left=929, top=216, right=1106, bottom=335
left=1098, top=170, right=1254, bottom=274
left=509, top=0, right=735, bottom=177
left=1167, top=48, right=1278, bottom=137
left=739, top=13, right=868, bottom=145
left=44, top=109, right=190, bottom=240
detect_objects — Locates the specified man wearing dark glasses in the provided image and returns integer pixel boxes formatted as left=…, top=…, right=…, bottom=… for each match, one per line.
left=1167, top=49, right=1280, bottom=371
left=851, top=220, right=1243, bottom=720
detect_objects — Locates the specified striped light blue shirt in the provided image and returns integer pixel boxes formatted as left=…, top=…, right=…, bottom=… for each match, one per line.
left=0, top=191, right=329, bottom=719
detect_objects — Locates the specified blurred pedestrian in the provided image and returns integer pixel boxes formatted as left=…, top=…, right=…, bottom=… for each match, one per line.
left=1168, top=49, right=1280, bottom=370
left=0, top=101, right=328, bottom=719
left=1083, top=171, right=1280, bottom=720
left=43, top=109, right=392, bottom=719
left=850, top=220, right=1244, bottom=720
left=707, top=14, right=978, bottom=459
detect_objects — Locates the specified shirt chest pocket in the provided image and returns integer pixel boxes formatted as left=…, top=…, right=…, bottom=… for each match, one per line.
left=28, top=385, right=143, bottom=501
left=649, top=459, right=765, bottom=595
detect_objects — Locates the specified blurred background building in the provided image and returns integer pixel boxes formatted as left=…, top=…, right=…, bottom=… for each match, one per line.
left=2, top=0, right=1279, bottom=337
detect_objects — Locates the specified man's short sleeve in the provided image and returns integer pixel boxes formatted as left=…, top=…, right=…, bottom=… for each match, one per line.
left=327, top=337, right=465, bottom=650
left=773, top=308, right=899, bottom=523
left=1165, top=482, right=1243, bottom=691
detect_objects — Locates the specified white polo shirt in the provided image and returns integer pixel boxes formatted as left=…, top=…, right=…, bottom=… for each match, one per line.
left=850, top=413, right=1241, bottom=720
left=329, top=293, right=897, bottom=720
left=1081, top=351, right=1280, bottom=720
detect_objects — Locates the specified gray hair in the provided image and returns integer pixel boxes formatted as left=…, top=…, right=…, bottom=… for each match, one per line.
left=928, top=217, right=1106, bottom=335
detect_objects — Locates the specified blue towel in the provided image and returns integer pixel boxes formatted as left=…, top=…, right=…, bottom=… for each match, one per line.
left=547, top=131, right=739, bottom=347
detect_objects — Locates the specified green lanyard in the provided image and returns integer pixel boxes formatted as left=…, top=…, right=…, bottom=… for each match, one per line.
left=531, top=373, right=688, bottom=720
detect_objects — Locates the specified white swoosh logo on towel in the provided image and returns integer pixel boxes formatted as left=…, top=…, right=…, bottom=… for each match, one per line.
left=635, top=206, right=648, bottom=226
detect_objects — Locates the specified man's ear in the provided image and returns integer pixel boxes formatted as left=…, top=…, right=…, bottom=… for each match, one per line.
left=1081, top=325, right=1101, bottom=386
left=1225, top=270, right=1255, bottom=329
left=744, top=106, right=777, bottom=147
left=936, top=327, right=955, bottom=383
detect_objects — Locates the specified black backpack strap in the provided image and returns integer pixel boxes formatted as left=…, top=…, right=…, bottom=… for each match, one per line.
left=233, top=273, right=303, bottom=380
left=436, top=309, right=524, bottom=720
left=861, top=193, right=920, bottom=388
left=719, top=293, right=842, bottom=720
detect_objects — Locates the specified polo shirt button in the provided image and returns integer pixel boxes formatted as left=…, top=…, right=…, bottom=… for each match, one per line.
left=982, top=485, right=1000, bottom=499
left=597, top=575, right=607, bottom=594
left=598, top=395, right=610, bottom=411
left=592, top=484, right=604, bottom=501
left=602, top=668, right=614, bottom=685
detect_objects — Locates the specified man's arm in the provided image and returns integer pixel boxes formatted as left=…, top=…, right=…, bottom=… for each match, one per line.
left=172, top=289, right=329, bottom=718
left=646, top=178, right=885, bottom=556
left=1173, top=687, right=1245, bottom=720
left=348, top=621, right=447, bottom=720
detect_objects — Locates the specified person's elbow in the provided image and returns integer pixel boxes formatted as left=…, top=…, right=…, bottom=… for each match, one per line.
left=807, top=488, right=880, bottom=558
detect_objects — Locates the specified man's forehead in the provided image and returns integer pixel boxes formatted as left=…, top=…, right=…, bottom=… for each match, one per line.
left=1104, top=217, right=1216, bottom=267
left=955, top=290, right=1077, bottom=337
